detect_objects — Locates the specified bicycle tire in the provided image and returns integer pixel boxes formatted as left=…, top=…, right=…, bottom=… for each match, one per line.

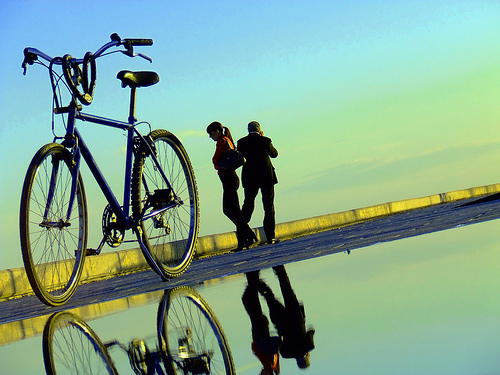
left=158, top=287, right=236, bottom=375
left=43, top=312, right=118, bottom=375
left=131, top=129, right=199, bottom=279
left=20, top=143, right=87, bottom=306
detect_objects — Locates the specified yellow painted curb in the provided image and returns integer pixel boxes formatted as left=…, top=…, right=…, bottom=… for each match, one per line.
left=0, top=289, right=164, bottom=347
left=1, top=182, right=500, bottom=302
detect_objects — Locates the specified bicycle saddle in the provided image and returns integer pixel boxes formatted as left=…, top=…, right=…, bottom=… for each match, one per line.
left=117, top=70, right=159, bottom=88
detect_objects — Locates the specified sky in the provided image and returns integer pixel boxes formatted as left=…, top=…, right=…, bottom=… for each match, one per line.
left=2, top=0, right=500, bottom=270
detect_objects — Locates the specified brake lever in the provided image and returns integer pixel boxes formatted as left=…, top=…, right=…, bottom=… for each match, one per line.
left=137, top=53, right=153, bottom=63
left=120, top=50, right=153, bottom=63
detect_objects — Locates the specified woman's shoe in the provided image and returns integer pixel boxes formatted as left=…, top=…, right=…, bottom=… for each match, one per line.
left=244, top=237, right=257, bottom=249
left=235, top=230, right=258, bottom=251
left=244, top=231, right=258, bottom=248
left=235, top=239, right=245, bottom=252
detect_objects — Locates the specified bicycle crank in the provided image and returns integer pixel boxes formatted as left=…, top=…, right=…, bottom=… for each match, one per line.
left=102, top=204, right=125, bottom=247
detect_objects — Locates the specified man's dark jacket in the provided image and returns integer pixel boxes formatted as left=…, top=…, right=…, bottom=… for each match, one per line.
left=237, top=133, right=278, bottom=188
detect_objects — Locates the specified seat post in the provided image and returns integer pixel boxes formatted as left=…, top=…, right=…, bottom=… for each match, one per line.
left=128, top=86, right=137, bottom=124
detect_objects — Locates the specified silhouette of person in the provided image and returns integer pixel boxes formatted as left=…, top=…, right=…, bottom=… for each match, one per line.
left=242, top=271, right=281, bottom=375
left=207, top=122, right=257, bottom=251
left=237, top=121, right=279, bottom=244
left=259, top=265, right=315, bottom=369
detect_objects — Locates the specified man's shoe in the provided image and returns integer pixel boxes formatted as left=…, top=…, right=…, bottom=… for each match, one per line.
left=267, top=238, right=280, bottom=245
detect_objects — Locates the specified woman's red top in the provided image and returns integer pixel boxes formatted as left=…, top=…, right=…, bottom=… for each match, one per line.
left=212, top=135, right=235, bottom=172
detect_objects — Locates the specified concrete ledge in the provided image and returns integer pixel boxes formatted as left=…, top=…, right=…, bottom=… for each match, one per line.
left=0, top=289, right=164, bottom=347
left=2, top=182, right=500, bottom=302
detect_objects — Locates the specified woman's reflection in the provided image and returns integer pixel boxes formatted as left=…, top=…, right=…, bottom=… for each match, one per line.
left=242, top=265, right=315, bottom=373
left=242, top=270, right=281, bottom=375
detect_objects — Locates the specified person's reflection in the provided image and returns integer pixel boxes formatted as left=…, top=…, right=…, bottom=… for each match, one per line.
left=242, top=265, right=315, bottom=372
left=242, top=270, right=281, bottom=374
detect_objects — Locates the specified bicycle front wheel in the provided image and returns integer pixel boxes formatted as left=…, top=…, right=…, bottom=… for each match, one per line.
left=158, top=287, right=235, bottom=375
left=20, top=143, right=88, bottom=306
left=43, top=312, right=118, bottom=375
left=132, top=129, right=199, bottom=279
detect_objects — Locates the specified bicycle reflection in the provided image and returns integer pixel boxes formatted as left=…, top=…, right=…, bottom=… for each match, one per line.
left=242, top=265, right=315, bottom=374
left=42, top=287, right=235, bottom=375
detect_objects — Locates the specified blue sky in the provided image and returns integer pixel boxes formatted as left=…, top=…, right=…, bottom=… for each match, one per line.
left=2, top=1, right=500, bottom=269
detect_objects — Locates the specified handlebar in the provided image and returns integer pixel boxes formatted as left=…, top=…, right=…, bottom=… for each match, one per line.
left=125, top=38, right=154, bottom=46
left=22, top=33, right=154, bottom=106
left=23, top=33, right=153, bottom=70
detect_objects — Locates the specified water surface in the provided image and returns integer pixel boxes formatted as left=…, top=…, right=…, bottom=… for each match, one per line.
left=1, top=219, right=499, bottom=374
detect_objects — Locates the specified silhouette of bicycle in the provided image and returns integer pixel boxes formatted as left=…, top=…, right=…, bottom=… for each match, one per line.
left=43, top=311, right=119, bottom=375
left=43, top=287, right=235, bottom=375
left=158, top=287, right=235, bottom=375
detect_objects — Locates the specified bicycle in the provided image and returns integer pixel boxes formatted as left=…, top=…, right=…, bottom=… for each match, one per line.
left=20, top=33, right=200, bottom=306
left=43, top=287, right=235, bottom=375
left=158, top=287, right=235, bottom=374
left=43, top=311, right=119, bottom=375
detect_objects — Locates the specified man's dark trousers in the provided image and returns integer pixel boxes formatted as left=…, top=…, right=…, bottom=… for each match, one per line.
left=242, top=183, right=275, bottom=241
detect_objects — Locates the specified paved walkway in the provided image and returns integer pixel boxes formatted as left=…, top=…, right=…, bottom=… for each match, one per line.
left=3, top=182, right=500, bottom=303
left=1, top=193, right=500, bottom=325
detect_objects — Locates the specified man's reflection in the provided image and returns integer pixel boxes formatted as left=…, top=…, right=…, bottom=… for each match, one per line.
left=242, top=265, right=315, bottom=373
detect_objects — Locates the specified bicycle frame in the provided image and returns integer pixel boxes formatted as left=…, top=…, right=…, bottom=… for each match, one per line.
left=46, top=104, right=175, bottom=239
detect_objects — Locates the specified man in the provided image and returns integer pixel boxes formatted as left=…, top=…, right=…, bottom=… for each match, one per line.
left=237, top=121, right=279, bottom=244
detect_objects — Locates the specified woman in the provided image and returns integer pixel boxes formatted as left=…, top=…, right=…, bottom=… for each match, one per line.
left=207, top=121, right=257, bottom=251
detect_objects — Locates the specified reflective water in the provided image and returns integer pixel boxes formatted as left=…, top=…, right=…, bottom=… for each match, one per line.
left=1, top=219, right=500, bottom=374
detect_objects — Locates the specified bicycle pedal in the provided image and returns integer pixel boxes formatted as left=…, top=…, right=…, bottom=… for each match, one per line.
left=85, top=248, right=100, bottom=256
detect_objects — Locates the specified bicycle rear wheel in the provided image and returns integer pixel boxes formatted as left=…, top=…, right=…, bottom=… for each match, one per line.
left=158, top=287, right=235, bottom=375
left=43, top=312, right=118, bottom=375
left=20, top=143, right=87, bottom=306
left=131, top=129, right=199, bottom=279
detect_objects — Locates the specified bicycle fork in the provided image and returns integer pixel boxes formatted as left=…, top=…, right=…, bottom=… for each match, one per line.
left=40, top=146, right=81, bottom=230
